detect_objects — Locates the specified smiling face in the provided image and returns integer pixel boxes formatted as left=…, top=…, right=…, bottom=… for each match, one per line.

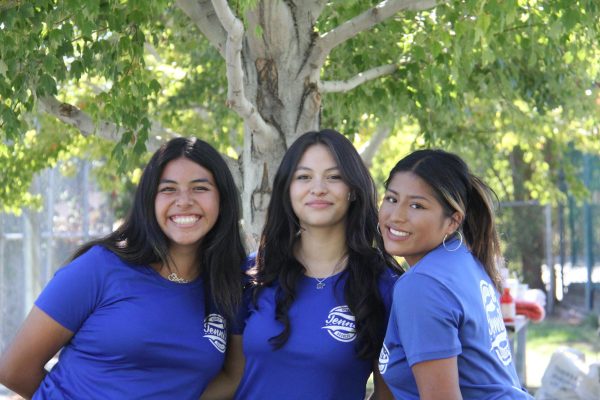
left=154, top=157, right=220, bottom=254
left=378, top=172, right=459, bottom=266
left=289, top=144, right=352, bottom=232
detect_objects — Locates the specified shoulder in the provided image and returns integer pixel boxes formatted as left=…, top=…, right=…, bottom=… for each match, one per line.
left=61, top=245, right=117, bottom=272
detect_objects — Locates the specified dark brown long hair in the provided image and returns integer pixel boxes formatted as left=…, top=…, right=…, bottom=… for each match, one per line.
left=252, top=129, right=401, bottom=359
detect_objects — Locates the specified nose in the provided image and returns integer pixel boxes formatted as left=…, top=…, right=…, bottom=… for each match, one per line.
left=389, top=203, right=407, bottom=222
left=310, top=178, right=327, bottom=196
left=175, top=190, right=193, bottom=207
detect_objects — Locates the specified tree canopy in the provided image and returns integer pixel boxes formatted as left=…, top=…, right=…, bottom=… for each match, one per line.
left=1, top=0, right=599, bottom=230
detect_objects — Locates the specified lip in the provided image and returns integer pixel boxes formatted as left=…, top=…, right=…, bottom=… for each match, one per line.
left=306, top=200, right=333, bottom=208
left=384, top=225, right=410, bottom=241
left=169, top=214, right=201, bottom=226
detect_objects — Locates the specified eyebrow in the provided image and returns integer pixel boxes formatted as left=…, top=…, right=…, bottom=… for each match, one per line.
left=386, top=188, right=430, bottom=201
left=295, top=166, right=340, bottom=172
left=159, top=178, right=214, bottom=185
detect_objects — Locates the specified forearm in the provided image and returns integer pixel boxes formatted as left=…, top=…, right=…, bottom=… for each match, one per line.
left=0, top=360, right=46, bottom=399
left=200, top=372, right=240, bottom=400
left=201, top=334, right=244, bottom=400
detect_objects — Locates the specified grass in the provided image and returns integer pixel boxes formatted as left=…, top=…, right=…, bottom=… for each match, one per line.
left=525, top=309, right=600, bottom=392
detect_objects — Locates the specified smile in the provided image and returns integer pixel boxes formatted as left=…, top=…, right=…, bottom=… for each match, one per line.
left=306, top=201, right=332, bottom=208
left=388, top=227, right=409, bottom=238
left=170, top=215, right=200, bottom=225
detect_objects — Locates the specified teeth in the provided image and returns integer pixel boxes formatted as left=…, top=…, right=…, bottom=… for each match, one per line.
left=171, top=216, right=199, bottom=225
left=389, top=228, right=409, bottom=237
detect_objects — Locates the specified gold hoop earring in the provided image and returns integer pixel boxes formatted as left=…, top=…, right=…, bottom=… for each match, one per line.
left=443, top=231, right=463, bottom=252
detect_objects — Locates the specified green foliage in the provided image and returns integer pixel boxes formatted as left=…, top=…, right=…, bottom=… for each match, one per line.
left=0, top=0, right=171, bottom=172
left=1, top=0, right=600, bottom=225
left=324, top=0, right=600, bottom=207
left=0, top=116, right=79, bottom=213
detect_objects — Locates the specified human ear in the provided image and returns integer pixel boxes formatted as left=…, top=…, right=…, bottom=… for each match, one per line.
left=447, top=211, right=463, bottom=233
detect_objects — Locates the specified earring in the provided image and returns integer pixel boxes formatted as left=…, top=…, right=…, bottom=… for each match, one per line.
left=376, top=223, right=382, bottom=235
left=347, top=192, right=355, bottom=201
left=443, top=231, right=463, bottom=252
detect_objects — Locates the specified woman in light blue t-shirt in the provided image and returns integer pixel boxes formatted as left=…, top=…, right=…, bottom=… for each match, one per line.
left=0, top=137, right=246, bottom=400
left=377, top=149, right=533, bottom=400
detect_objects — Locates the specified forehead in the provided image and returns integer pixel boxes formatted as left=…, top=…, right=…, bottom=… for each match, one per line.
left=297, top=144, right=336, bottom=167
left=160, top=157, right=214, bottom=181
left=387, top=172, right=436, bottom=198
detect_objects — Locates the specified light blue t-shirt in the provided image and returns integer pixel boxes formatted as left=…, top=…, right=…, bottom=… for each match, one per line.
left=235, top=257, right=398, bottom=400
left=379, top=240, right=533, bottom=399
left=34, top=245, right=236, bottom=400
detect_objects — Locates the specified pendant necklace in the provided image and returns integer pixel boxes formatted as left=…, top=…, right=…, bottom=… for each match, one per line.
left=300, top=252, right=348, bottom=290
left=315, top=276, right=327, bottom=289
left=167, top=272, right=191, bottom=284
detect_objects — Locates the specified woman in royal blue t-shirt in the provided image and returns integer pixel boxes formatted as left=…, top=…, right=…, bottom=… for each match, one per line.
left=206, top=129, right=401, bottom=400
left=0, top=137, right=246, bottom=400
left=377, top=149, right=533, bottom=399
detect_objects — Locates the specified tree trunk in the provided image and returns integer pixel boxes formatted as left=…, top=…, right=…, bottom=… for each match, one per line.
left=509, top=146, right=546, bottom=290
left=237, top=1, right=323, bottom=242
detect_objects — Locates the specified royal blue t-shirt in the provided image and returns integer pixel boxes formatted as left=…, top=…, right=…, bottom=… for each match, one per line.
left=378, top=241, right=533, bottom=399
left=33, top=245, right=237, bottom=400
left=235, top=256, right=398, bottom=400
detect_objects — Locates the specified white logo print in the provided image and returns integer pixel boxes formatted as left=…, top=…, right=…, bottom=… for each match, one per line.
left=322, top=305, right=356, bottom=342
left=378, top=344, right=390, bottom=374
left=203, top=314, right=227, bottom=353
left=480, top=280, right=512, bottom=366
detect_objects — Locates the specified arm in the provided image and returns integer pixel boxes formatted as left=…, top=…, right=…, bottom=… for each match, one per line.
left=200, top=334, right=245, bottom=400
left=0, top=306, right=74, bottom=399
left=368, top=360, right=394, bottom=400
left=412, top=357, right=462, bottom=400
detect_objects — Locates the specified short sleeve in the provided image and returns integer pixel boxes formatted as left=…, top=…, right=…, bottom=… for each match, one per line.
left=35, top=246, right=106, bottom=332
left=391, top=272, right=463, bottom=366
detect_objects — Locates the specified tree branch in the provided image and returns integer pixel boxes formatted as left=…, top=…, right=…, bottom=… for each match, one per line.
left=38, top=96, right=121, bottom=141
left=313, top=0, right=437, bottom=66
left=320, top=63, right=398, bottom=93
left=211, top=0, right=277, bottom=141
left=38, top=96, right=171, bottom=151
left=360, top=121, right=393, bottom=168
left=144, top=42, right=163, bottom=63
left=175, top=0, right=227, bottom=57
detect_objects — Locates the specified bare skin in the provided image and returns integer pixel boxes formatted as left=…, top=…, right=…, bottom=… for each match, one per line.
left=200, top=335, right=244, bottom=400
left=0, top=307, right=73, bottom=398
left=412, top=357, right=463, bottom=400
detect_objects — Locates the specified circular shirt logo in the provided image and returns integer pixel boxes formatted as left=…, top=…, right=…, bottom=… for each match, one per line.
left=322, top=305, right=356, bottom=342
left=203, top=313, right=227, bottom=353
left=379, top=344, right=390, bottom=374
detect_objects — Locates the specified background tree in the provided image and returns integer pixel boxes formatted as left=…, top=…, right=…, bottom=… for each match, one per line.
left=1, top=1, right=599, bottom=287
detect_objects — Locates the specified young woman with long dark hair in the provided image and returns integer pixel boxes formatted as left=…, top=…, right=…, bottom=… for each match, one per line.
left=230, top=129, right=400, bottom=399
left=0, top=137, right=246, bottom=399
left=377, top=149, right=533, bottom=399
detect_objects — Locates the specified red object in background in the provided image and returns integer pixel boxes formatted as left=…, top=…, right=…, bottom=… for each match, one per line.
left=501, top=287, right=516, bottom=323
left=515, top=300, right=546, bottom=322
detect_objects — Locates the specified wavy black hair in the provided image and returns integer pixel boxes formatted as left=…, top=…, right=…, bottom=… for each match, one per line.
left=252, top=129, right=400, bottom=359
left=73, top=137, right=246, bottom=320
left=385, top=149, right=502, bottom=290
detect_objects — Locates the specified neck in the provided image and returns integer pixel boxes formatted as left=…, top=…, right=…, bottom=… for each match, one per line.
left=158, top=246, right=201, bottom=281
left=295, top=229, right=348, bottom=278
